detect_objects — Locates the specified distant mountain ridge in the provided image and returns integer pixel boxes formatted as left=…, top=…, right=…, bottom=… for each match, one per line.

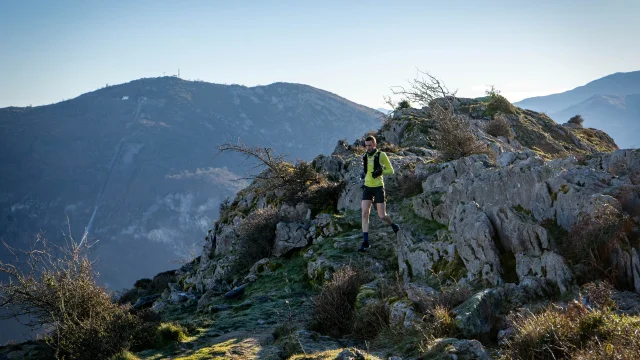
left=514, top=71, right=640, bottom=148
left=0, top=77, right=383, bottom=291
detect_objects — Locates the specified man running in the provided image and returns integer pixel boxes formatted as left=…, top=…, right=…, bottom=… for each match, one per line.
left=359, top=135, right=400, bottom=252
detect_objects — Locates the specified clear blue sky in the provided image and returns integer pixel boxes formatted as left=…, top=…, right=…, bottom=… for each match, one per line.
left=1, top=0, right=639, bottom=109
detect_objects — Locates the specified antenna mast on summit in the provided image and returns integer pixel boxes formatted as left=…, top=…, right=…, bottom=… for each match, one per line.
left=178, top=69, right=180, bottom=78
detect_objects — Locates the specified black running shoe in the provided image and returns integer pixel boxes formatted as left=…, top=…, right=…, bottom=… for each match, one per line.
left=358, top=242, right=370, bottom=252
left=392, top=223, right=400, bottom=234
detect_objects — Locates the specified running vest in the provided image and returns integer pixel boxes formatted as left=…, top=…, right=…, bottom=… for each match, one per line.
left=363, top=150, right=382, bottom=175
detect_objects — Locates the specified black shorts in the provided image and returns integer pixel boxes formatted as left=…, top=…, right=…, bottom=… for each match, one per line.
left=362, top=186, right=385, bottom=203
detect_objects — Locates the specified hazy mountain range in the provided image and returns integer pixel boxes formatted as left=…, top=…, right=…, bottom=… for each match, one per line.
left=514, top=71, right=640, bottom=148
left=0, top=77, right=383, bottom=291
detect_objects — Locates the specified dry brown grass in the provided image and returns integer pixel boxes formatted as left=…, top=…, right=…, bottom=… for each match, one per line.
left=502, top=302, right=640, bottom=360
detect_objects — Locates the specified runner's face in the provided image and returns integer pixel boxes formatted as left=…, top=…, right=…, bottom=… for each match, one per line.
left=364, top=140, right=375, bottom=152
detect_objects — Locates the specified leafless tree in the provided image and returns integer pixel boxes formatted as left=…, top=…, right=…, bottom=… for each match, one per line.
left=388, top=69, right=488, bottom=161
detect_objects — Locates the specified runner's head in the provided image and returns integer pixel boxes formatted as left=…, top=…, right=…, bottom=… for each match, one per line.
left=364, top=136, right=377, bottom=155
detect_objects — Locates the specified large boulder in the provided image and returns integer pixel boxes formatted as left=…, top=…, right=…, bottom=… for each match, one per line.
left=450, top=203, right=503, bottom=286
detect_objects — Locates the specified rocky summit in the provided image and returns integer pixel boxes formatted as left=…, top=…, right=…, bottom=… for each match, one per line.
left=2, top=94, right=639, bottom=359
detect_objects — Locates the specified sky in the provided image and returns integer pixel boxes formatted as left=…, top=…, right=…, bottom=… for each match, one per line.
left=1, top=0, right=639, bottom=109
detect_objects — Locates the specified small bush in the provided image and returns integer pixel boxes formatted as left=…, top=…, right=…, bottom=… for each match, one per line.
left=304, top=178, right=345, bottom=216
left=423, top=305, right=459, bottom=339
left=351, top=300, right=389, bottom=340
left=485, top=115, right=514, bottom=139
left=431, top=107, right=491, bottom=161
left=117, top=287, right=141, bottom=305
left=414, top=283, right=472, bottom=315
left=130, top=308, right=162, bottom=351
left=560, top=204, right=632, bottom=285
left=310, top=266, right=368, bottom=338
left=397, top=99, right=411, bottom=110
left=568, top=114, right=584, bottom=127
left=232, top=207, right=280, bottom=273
left=378, top=142, right=401, bottom=153
left=485, top=87, right=516, bottom=116
left=153, top=322, right=188, bottom=349
left=0, top=238, right=144, bottom=360
left=148, top=270, right=178, bottom=294
left=390, top=172, right=427, bottom=200
left=503, top=303, right=640, bottom=359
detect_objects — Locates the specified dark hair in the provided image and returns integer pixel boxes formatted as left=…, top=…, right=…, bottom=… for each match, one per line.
left=364, top=136, right=377, bottom=145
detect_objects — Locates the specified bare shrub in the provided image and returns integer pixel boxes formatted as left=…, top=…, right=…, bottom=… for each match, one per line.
left=0, top=236, right=143, bottom=359
left=581, top=281, right=615, bottom=310
left=560, top=203, right=632, bottom=285
left=388, top=69, right=490, bottom=160
left=485, top=114, right=514, bottom=139
left=216, top=141, right=342, bottom=213
left=568, top=114, right=584, bottom=127
left=394, top=172, right=426, bottom=199
left=232, top=207, right=280, bottom=273
left=310, top=266, right=368, bottom=338
left=431, top=106, right=491, bottom=161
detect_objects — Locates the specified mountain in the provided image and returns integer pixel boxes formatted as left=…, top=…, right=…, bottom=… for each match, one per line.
left=514, top=71, right=640, bottom=113
left=0, top=77, right=383, bottom=291
left=551, top=94, right=640, bottom=148
left=514, top=71, right=640, bottom=149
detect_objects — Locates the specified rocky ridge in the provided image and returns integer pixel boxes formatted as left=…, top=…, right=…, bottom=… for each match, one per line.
left=150, top=97, right=639, bottom=359
left=5, top=96, right=638, bottom=359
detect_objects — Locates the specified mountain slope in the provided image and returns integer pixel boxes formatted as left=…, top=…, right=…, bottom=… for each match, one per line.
left=551, top=94, right=640, bottom=148
left=514, top=70, right=640, bottom=113
left=0, top=77, right=383, bottom=290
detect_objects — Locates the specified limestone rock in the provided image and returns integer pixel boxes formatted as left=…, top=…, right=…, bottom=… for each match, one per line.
left=515, top=251, right=573, bottom=294
left=224, top=283, right=248, bottom=300
left=279, top=202, right=311, bottom=222
left=452, top=288, right=503, bottom=338
left=334, top=348, right=365, bottom=360
left=307, top=256, right=340, bottom=281
left=486, top=206, right=548, bottom=256
left=389, top=300, right=421, bottom=329
left=313, top=214, right=343, bottom=237
left=397, top=229, right=456, bottom=284
left=450, top=203, right=503, bottom=286
left=273, top=222, right=311, bottom=257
